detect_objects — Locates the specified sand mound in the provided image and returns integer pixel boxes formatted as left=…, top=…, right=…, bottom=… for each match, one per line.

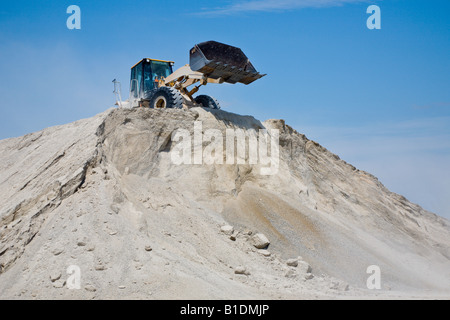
left=0, top=107, right=449, bottom=299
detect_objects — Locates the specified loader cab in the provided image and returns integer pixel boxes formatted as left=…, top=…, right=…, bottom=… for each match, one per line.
left=130, top=58, right=174, bottom=101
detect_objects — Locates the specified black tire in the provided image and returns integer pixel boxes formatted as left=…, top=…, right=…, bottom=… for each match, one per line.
left=195, top=95, right=221, bottom=109
left=149, top=87, right=183, bottom=109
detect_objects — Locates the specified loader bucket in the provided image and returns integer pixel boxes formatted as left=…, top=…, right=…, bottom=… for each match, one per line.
left=190, top=41, right=266, bottom=85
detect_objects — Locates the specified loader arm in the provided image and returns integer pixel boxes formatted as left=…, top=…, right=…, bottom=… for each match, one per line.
left=164, top=65, right=223, bottom=88
left=164, top=64, right=224, bottom=101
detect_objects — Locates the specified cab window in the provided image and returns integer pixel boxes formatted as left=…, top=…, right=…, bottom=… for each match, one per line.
left=151, top=61, right=172, bottom=81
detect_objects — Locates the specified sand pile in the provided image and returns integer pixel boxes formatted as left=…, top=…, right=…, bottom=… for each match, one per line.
left=0, top=107, right=448, bottom=299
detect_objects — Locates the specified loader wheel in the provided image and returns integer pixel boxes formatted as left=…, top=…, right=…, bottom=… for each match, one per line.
left=195, top=95, right=221, bottom=109
left=149, top=87, right=183, bottom=109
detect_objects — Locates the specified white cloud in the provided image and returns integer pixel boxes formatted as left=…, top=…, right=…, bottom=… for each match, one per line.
left=199, top=0, right=370, bottom=15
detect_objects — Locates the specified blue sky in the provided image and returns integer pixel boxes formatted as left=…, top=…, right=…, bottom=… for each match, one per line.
left=0, top=0, right=449, bottom=218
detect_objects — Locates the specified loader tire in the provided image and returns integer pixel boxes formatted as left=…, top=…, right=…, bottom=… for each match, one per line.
left=195, top=95, right=221, bottom=109
left=149, top=87, right=183, bottom=109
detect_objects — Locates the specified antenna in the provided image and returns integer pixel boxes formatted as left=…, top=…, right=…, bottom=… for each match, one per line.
left=112, top=79, right=123, bottom=108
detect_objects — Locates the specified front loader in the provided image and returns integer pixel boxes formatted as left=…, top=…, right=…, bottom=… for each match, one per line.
left=114, top=41, right=265, bottom=110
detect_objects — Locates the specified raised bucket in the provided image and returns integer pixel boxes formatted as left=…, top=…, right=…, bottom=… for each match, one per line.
left=189, top=41, right=266, bottom=85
